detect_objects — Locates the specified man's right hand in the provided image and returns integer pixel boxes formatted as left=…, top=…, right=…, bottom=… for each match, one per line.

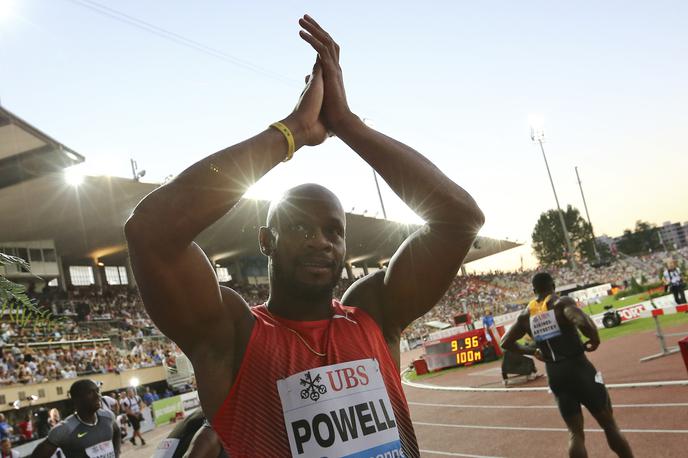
left=284, top=60, right=328, bottom=148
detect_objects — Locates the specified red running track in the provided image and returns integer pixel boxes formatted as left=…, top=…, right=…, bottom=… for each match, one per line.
left=401, top=320, right=688, bottom=457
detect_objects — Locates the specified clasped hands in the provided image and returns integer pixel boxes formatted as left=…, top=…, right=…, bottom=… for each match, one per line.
left=283, top=15, right=358, bottom=149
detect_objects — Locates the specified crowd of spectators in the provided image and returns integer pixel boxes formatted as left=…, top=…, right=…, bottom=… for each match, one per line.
left=0, top=286, right=180, bottom=385
left=401, top=247, right=688, bottom=341
left=0, top=340, right=178, bottom=386
left=1, top=247, right=686, bottom=385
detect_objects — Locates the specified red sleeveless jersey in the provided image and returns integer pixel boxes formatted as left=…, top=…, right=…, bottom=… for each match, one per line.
left=212, top=300, right=418, bottom=457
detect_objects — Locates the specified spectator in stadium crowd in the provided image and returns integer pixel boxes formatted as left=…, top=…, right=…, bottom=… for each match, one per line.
left=663, top=259, right=686, bottom=305
left=142, top=387, right=155, bottom=406
left=0, top=415, right=12, bottom=442
left=0, top=438, right=20, bottom=458
left=101, top=392, right=119, bottom=414
left=502, top=273, right=633, bottom=458
left=33, top=408, right=50, bottom=439
left=119, top=387, right=146, bottom=446
left=17, top=415, right=33, bottom=441
left=47, top=409, right=60, bottom=429
left=31, top=379, right=121, bottom=458
left=125, top=15, right=483, bottom=458
left=481, top=308, right=497, bottom=343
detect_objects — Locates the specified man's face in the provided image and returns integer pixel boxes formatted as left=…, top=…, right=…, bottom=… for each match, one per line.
left=76, top=382, right=101, bottom=412
left=267, top=196, right=346, bottom=300
left=1, top=440, right=10, bottom=453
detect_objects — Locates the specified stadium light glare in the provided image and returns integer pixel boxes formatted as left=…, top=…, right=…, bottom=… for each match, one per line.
left=129, top=377, right=140, bottom=387
left=65, top=168, right=85, bottom=187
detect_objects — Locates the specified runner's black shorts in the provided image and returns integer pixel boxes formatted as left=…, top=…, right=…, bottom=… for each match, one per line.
left=546, top=354, right=609, bottom=418
left=127, top=413, right=142, bottom=431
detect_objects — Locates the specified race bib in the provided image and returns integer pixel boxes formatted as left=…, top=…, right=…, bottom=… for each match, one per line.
left=85, top=440, right=115, bottom=458
left=277, top=358, right=404, bottom=458
left=152, top=438, right=180, bottom=458
left=530, top=310, right=562, bottom=342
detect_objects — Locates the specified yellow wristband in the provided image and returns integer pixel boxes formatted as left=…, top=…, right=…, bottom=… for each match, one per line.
left=270, top=122, right=296, bottom=162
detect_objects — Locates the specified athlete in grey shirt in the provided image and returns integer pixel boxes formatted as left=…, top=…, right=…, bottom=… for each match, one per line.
left=32, top=380, right=121, bottom=458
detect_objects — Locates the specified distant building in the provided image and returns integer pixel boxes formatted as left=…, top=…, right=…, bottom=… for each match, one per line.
left=658, top=221, right=688, bottom=249
left=598, top=220, right=688, bottom=254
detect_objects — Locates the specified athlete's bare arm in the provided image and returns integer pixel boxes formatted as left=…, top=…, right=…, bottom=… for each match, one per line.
left=501, top=312, right=539, bottom=357
left=30, top=440, right=57, bottom=458
left=125, top=59, right=327, bottom=415
left=184, top=425, right=223, bottom=458
left=299, top=16, right=484, bottom=344
left=560, top=297, right=601, bottom=351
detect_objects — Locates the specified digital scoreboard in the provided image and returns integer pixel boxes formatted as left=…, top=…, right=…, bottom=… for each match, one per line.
left=422, top=328, right=492, bottom=372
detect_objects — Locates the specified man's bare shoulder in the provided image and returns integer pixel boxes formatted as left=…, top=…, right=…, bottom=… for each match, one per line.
left=189, top=287, right=253, bottom=360
left=340, top=271, right=385, bottom=315
left=219, top=286, right=255, bottom=324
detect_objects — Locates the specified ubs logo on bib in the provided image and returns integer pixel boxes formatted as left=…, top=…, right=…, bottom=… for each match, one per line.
left=300, top=371, right=327, bottom=401
left=326, top=365, right=369, bottom=392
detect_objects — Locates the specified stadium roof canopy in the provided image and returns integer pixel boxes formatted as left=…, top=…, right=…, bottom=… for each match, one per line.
left=0, top=174, right=520, bottom=267
left=0, top=106, right=84, bottom=190
left=0, top=106, right=520, bottom=268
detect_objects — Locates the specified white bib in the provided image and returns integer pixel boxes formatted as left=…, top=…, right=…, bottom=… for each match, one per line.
left=277, top=358, right=404, bottom=457
left=530, top=309, right=562, bottom=342
left=152, top=438, right=180, bottom=458
left=84, top=440, right=115, bottom=458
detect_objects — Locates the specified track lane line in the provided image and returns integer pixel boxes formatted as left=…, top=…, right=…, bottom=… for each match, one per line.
left=414, top=421, right=688, bottom=434
left=419, top=450, right=505, bottom=457
left=409, top=401, right=688, bottom=409
left=403, top=377, right=688, bottom=392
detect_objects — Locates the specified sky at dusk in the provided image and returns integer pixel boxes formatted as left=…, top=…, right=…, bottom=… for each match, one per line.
left=1, top=0, right=686, bottom=271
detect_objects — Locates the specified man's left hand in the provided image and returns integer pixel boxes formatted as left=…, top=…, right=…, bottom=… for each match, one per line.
left=584, top=340, right=600, bottom=352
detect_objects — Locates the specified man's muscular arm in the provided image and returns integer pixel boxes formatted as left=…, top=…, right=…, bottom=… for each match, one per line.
left=500, top=313, right=541, bottom=359
left=560, top=297, right=601, bottom=351
left=30, top=440, right=58, bottom=458
left=125, top=63, right=327, bottom=357
left=299, top=16, right=484, bottom=337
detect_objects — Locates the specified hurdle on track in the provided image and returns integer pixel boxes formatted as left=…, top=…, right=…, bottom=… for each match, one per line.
left=640, top=304, right=688, bottom=362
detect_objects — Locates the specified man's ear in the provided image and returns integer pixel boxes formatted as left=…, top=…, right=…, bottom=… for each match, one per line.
left=259, top=226, right=275, bottom=256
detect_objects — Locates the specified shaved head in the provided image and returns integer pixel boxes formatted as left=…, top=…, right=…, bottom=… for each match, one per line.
left=267, top=183, right=344, bottom=229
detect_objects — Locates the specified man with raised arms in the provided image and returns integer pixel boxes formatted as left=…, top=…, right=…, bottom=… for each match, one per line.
left=125, top=15, right=484, bottom=457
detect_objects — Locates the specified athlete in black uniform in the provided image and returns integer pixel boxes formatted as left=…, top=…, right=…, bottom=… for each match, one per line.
left=501, top=272, right=633, bottom=458
left=154, top=409, right=227, bottom=458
